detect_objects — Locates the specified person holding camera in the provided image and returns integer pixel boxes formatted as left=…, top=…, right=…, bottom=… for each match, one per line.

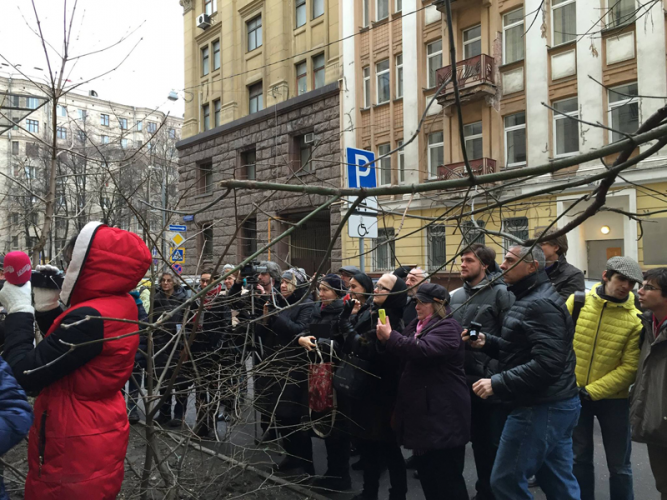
left=450, top=244, right=513, bottom=500
left=377, top=283, right=469, bottom=500
left=0, top=222, right=151, bottom=500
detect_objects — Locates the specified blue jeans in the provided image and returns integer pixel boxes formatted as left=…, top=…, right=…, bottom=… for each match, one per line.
left=491, top=396, right=581, bottom=500
left=573, top=398, right=633, bottom=500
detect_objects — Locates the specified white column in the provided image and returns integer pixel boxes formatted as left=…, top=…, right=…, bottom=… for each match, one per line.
left=576, top=0, right=604, bottom=153
left=622, top=189, right=639, bottom=262
left=341, top=0, right=357, bottom=154
left=402, top=0, right=420, bottom=186
left=636, top=1, right=667, bottom=152
left=525, top=0, right=550, bottom=166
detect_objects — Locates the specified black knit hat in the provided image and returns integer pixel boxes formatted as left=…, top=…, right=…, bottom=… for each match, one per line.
left=351, top=272, right=374, bottom=294
left=321, top=273, right=347, bottom=296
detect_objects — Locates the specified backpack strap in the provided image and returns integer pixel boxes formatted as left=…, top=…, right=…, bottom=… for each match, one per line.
left=572, top=290, right=586, bottom=325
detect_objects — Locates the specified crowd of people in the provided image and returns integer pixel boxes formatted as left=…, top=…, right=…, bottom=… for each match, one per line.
left=0, top=224, right=665, bottom=500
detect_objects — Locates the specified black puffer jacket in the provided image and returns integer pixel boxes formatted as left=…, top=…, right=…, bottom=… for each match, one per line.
left=482, top=270, right=578, bottom=406
left=545, top=254, right=585, bottom=300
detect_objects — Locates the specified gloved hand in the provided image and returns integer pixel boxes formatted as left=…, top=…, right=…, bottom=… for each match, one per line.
left=33, top=265, right=62, bottom=312
left=579, top=387, right=592, bottom=401
left=0, top=281, right=34, bottom=315
left=340, top=299, right=355, bottom=322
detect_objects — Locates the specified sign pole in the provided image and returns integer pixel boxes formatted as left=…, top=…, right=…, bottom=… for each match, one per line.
left=359, top=237, right=365, bottom=273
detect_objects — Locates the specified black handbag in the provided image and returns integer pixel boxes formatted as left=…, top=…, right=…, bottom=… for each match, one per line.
left=333, top=352, right=379, bottom=400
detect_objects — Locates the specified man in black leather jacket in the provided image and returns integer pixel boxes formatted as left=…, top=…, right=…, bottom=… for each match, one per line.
left=465, top=244, right=580, bottom=500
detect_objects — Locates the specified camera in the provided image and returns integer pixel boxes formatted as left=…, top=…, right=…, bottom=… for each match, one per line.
left=469, top=321, right=483, bottom=342
left=239, top=260, right=267, bottom=279
left=31, top=270, right=65, bottom=290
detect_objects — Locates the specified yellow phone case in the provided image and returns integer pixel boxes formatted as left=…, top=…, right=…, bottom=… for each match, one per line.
left=378, top=309, right=386, bottom=324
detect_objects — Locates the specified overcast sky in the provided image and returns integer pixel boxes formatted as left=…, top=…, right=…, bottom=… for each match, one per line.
left=0, top=0, right=185, bottom=117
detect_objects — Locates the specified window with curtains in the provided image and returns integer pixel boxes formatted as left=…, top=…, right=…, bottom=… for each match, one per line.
left=503, top=8, right=524, bottom=64
left=377, top=0, right=389, bottom=21
left=363, top=67, right=371, bottom=108
left=607, top=0, right=636, bottom=28
left=396, top=54, right=403, bottom=98
left=463, top=121, right=483, bottom=160
left=553, top=97, right=579, bottom=156
left=608, top=82, right=638, bottom=143
left=427, top=40, right=442, bottom=88
left=296, top=0, right=306, bottom=27
left=463, top=25, right=482, bottom=59
left=504, top=112, right=526, bottom=167
left=376, top=59, right=390, bottom=104
left=428, top=132, right=444, bottom=178
left=552, top=0, right=576, bottom=45
left=313, top=0, right=325, bottom=19
left=378, top=143, right=392, bottom=185
left=373, top=228, right=396, bottom=271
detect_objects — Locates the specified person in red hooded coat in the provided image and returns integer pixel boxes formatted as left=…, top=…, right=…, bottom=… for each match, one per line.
left=0, top=221, right=152, bottom=500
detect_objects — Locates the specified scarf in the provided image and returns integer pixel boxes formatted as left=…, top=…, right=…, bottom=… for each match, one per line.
left=415, top=314, right=433, bottom=338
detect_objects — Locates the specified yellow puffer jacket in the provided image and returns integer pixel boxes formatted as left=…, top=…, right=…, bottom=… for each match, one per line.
left=567, top=285, right=642, bottom=400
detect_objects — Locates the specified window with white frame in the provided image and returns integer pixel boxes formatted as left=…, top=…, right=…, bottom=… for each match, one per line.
left=462, top=220, right=486, bottom=246
left=503, top=217, right=529, bottom=250
left=363, top=0, right=369, bottom=27
left=552, top=0, right=576, bottom=46
left=247, top=16, right=262, bottom=51
left=397, top=139, right=405, bottom=183
left=205, top=0, right=216, bottom=16
left=101, top=114, right=110, bottom=127
left=427, top=39, right=443, bottom=88
left=503, top=8, right=524, bottom=64
left=428, top=131, right=444, bottom=178
left=396, top=54, right=403, bottom=98
left=56, top=105, right=67, bottom=117
left=249, top=82, right=263, bottom=113
left=427, top=225, right=447, bottom=271
left=504, top=111, right=526, bottom=167
left=213, top=40, right=221, bottom=71
left=296, top=62, right=308, bottom=95
left=313, top=54, right=326, bottom=89
left=377, top=0, right=389, bottom=21
left=395, top=0, right=402, bottom=12
left=553, top=97, right=579, bottom=156
left=296, top=0, right=306, bottom=27
left=202, top=103, right=210, bottom=131
left=608, top=82, right=638, bottom=143
left=463, top=25, right=482, bottom=59
left=56, top=127, right=67, bottom=140
left=376, top=59, right=390, bottom=104
left=202, top=46, right=210, bottom=76
left=313, top=0, right=324, bottom=19
left=463, top=121, right=483, bottom=160
left=607, top=0, right=636, bottom=28
left=363, top=67, right=371, bottom=108
left=378, top=143, right=392, bottom=185
left=27, top=119, right=39, bottom=133
left=26, top=97, right=39, bottom=109
left=373, top=228, right=395, bottom=271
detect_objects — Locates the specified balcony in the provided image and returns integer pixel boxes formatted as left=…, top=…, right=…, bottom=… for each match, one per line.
left=436, top=157, right=496, bottom=182
left=435, top=54, right=497, bottom=110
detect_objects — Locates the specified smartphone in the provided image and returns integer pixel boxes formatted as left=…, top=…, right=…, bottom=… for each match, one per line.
left=469, top=321, right=483, bottom=342
left=378, top=309, right=386, bottom=325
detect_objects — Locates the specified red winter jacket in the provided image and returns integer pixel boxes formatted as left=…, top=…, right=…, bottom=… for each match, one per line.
left=4, top=222, right=151, bottom=500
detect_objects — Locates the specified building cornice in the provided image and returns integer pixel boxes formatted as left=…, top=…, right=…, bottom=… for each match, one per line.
left=180, top=0, right=193, bottom=14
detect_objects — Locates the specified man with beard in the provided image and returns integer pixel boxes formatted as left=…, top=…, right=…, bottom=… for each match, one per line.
left=403, top=267, right=429, bottom=327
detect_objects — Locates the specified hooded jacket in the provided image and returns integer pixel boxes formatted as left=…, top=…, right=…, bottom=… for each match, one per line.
left=567, top=284, right=641, bottom=400
left=4, top=222, right=151, bottom=500
left=630, top=311, right=667, bottom=446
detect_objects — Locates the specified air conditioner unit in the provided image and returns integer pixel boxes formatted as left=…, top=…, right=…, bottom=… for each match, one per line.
left=197, top=13, right=211, bottom=29
left=304, top=133, right=315, bottom=144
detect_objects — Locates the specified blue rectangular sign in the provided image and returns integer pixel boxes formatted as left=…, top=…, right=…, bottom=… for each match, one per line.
left=346, top=147, right=377, bottom=189
left=169, top=225, right=187, bottom=232
left=183, top=215, right=194, bottom=222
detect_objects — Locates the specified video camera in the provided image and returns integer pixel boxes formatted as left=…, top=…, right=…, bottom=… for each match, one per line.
left=0, top=270, right=64, bottom=291
left=239, top=260, right=267, bottom=280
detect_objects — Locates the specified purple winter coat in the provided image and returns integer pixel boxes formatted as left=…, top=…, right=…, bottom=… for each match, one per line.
left=385, top=313, right=471, bottom=451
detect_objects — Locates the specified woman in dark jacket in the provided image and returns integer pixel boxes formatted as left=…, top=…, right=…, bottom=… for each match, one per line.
left=343, top=272, right=408, bottom=500
left=255, top=268, right=316, bottom=475
left=377, top=283, right=470, bottom=500
left=299, top=274, right=351, bottom=491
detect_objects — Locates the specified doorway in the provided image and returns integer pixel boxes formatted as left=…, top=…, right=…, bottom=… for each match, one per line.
left=587, top=239, right=624, bottom=280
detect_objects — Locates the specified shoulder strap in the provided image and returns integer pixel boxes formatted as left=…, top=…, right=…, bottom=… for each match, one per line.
left=572, top=290, right=586, bottom=325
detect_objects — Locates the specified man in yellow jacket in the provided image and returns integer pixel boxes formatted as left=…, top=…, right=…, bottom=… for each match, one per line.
left=568, top=256, right=643, bottom=500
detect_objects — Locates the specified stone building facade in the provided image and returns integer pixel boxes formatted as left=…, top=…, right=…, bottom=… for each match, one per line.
left=176, top=82, right=341, bottom=275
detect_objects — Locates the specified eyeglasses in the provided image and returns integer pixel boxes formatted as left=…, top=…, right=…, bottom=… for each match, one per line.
left=375, top=284, right=392, bottom=293
left=640, top=284, right=660, bottom=292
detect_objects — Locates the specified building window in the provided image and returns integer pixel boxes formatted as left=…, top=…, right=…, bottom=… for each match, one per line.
left=373, top=228, right=395, bottom=271
left=376, top=59, right=390, bottom=104
left=296, top=61, right=308, bottom=95
left=427, top=225, right=447, bottom=271
left=56, top=127, right=67, bottom=140
left=9, top=95, right=19, bottom=107
left=427, top=39, right=443, bottom=88
left=395, top=0, right=402, bottom=12
left=428, top=131, right=444, bottom=178
left=464, top=121, right=483, bottom=160
left=296, top=135, right=313, bottom=172
left=199, top=161, right=213, bottom=194
left=313, top=54, right=326, bottom=89
left=201, top=223, right=214, bottom=260
left=101, top=135, right=109, bottom=144
left=462, top=220, right=486, bottom=246
left=504, top=111, right=527, bottom=167
left=363, top=67, right=371, bottom=108
left=552, top=0, right=576, bottom=46
left=11, top=213, right=19, bottom=226
left=378, top=143, right=392, bottom=185
left=101, top=114, right=110, bottom=127
left=214, top=99, right=221, bottom=127
left=147, top=122, right=157, bottom=133
left=26, top=97, right=39, bottom=109
left=240, top=218, right=257, bottom=259
left=503, top=217, right=529, bottom=250
left=553, top=97, right=579, bottom=156
left=56, top=105, right=67, bottom=117
left=26, top=119, right=39, bottom=133
left=205, top=0, right=215, bottom=15
left=503, top=8, right=524, bottom=64
left=397, top=139, right=405, bottom=184
left=395, top=54, right=403, bottom=98
left=121, top=138, right=128, bottom=149
left=11, top=141, right=19, bottom=155
left=202, top=46, right=210, bottom=76
left=377, top=0, right=389, bottom=21
left=249, top=82, right=263, bottom=113
left=242, top=149, right=257, bottom=180
left=77, top=130, right=86, bottom=142
left=608, top=0, right=635, bottom=28
left=11, top=237, right=18, bottom=250
left=463, top=25, right=482, bottom=59
left=363, top=0, right=369, bottom=27
left=78, top=109, right=87, bottom=120
left=119, top=117, right=128, bottom=130
left=313, top=0, right=324, bottom=19
left=169, top=128, right=177, bottom=139
left=609, top=82, right=638, bottom=143
left=202, top=103, right=211, bottom=131
left=137, top=120, right=143, bottom=131
left=247, top=16, right=262, bottom=51
left=213, top=40, right=221, bottom=71
left=296, top=0, right=306, bottom=27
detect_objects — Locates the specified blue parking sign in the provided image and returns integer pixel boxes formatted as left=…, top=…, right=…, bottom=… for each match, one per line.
left=346, top=148, right=377, bottom=189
